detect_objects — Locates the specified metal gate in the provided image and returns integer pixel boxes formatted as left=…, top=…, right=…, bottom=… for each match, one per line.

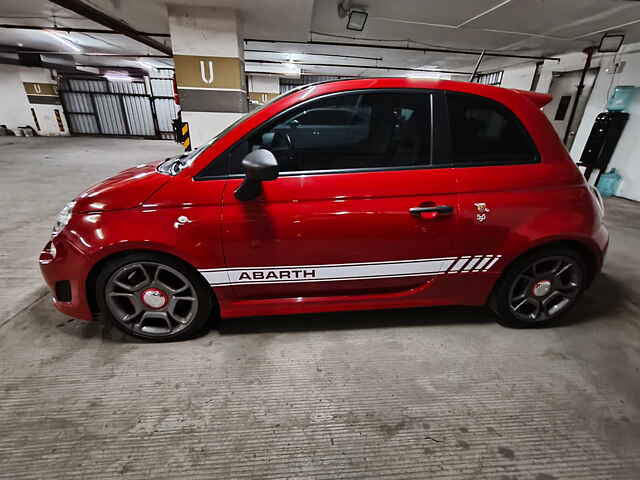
left=59, top=73, right=179, bottom=140
left=149, top=69, right=180, bottom=140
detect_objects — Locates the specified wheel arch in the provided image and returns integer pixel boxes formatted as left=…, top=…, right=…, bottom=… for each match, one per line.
left=491, top=237, right=600, bottom=304
left=85, top=248, right=219, bottom=317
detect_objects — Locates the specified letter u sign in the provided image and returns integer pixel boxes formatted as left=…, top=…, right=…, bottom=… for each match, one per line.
left=200, top=60, right=214, bottom=84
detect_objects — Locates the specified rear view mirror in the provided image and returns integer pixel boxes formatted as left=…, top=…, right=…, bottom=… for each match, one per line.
left=234, top=149, right=279, bottom=201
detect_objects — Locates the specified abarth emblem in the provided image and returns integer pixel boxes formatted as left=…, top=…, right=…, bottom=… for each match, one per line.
left=474, top=203, right=490, bottom=223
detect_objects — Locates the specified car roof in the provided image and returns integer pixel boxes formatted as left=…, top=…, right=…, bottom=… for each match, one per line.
left=291, top=77, right=552, bottom=108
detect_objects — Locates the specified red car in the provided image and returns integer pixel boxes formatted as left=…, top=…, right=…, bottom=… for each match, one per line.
left=40, top=78, right=608, bottom=341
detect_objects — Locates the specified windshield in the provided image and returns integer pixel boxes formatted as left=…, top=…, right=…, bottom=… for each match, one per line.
left=157, top=89, right=303, bottom=176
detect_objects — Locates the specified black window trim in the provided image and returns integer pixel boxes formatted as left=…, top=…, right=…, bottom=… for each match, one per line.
left=443, top=91, right=541, bottom=168
left=194, top=88, right=444, bottom=181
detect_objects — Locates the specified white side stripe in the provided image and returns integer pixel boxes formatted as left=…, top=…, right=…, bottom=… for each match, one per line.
left=483, top=255, right=502, bottom=272
left=201, top=258, right=456, bottom=286
left=473, top=256, right=494, bottom=271
left=200, top=254, right=503, bottom=286
left=449, top=256, right=471, bottom=273
left=463, top=255, right=484, bottom=271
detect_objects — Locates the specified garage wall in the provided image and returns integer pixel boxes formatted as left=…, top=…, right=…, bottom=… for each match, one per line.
left=0, top=64, right=69, bottom=136
left=499, top=64, right=536, bottom=90
left=568, top=44, right=640, bottom=201
left=500, top=46, right=640, bottom=201
left=0, top=64, right=34, bottom=130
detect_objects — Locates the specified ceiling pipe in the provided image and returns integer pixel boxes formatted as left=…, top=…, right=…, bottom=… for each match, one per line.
left=562, top=46, right=596, bottom=145
left=245, top=59, right=472, bottom=75
left=0, top=23, right=170, bottom=37
left=468, top=49, right=486, bottom=81
left=245, top=38, right=561, bottom=62
left=48, top=0, right=172, bottom=55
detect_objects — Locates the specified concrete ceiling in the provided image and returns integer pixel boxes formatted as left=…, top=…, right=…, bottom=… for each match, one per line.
left=1, top=0, right=640, bottom=77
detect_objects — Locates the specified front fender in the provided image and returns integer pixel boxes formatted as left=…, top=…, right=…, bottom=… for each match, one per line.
left=66, top=205, right=225, bottom=273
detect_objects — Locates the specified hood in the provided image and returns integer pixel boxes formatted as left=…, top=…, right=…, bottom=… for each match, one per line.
left=74, top=161, right=170, bottom=213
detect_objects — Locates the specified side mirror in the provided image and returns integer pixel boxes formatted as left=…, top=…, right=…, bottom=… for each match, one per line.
left=289, top=119, right=300, bottom=129
left=234, top=149, right=279, bottom=201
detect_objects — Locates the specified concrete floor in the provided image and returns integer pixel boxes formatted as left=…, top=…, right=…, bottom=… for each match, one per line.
left=1, top=138, right=640, bottom=479
left=0, top=136, right=181, bottom=322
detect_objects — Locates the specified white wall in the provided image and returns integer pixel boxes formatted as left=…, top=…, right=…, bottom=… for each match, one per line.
left=0, top=64, right=34, bottom=130
left=568, top=44, right=640, bottom=201
left=500, top=47, right=640, bottom=202
left=181, top=111, right=244, bottom=148
left=500, top=63, right=536, bottom=90
left=0, top=64, right=69, bottom=136
left=248, top=74, right=279, bottom=93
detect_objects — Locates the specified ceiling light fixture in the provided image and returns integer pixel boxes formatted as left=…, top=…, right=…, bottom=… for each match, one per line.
left=598, top=33, right=624, bottom=53
left=347, top=10, right=368, bottom=31
left=43, top=30, right=82, bottom=52
left=104, top=73, right=134, bottom=82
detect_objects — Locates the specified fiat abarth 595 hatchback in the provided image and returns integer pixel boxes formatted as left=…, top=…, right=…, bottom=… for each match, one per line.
left=40, top=78, right=608, bottom=341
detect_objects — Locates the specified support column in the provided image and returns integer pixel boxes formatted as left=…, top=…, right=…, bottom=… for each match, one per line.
left=168, top=5, right=247, bottom=148
left=248, top=75, right=280, bottom=109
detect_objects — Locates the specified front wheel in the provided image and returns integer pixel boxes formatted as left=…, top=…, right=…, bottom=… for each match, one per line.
left=490, top=247, right=586, bottom=328
left=96, top=252, right=214, bottom=341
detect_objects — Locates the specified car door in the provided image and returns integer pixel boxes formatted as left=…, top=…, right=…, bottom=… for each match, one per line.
left=219, top=90, right=462, bottom=299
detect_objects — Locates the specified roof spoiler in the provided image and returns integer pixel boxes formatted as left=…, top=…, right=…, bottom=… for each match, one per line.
left=512, top=89, right=553, bottom=108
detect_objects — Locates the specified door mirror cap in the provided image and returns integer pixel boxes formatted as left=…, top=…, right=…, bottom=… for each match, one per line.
left=242, top=148, right=279, bottom=181
left=234, top=149, right=279, bottom=201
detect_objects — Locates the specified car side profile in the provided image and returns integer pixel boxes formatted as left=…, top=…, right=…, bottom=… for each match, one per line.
left=39, top=78, right=608, bottom=341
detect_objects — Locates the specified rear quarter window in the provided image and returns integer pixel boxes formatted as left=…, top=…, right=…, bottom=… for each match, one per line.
left=446, top=92, right=539, bottom=166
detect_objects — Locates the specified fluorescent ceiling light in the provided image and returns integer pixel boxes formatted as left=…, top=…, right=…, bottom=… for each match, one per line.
left=44, top=30, right=82, bottom=52
left=104, top=73, right=134, bottom=82
left=347, top=10, right=368, bottom=31
left=599, top=33, right=624, bottom=53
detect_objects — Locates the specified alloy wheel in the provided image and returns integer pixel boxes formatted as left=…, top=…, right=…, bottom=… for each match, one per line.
left=508, top=255, right=583, bottom=323
left=105, top=261, right=198, bottom=337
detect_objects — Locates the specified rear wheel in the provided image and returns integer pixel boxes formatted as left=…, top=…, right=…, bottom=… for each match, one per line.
left=96, top=252, right=214, bottom=341
left=491, top=247, right=586, bottom=327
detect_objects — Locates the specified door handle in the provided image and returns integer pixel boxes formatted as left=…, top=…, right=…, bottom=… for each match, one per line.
left=409, top=205, right=454, bottom=216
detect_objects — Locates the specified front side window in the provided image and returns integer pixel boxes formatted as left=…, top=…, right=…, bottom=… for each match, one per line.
left=226, top=91, right=430, bottom=174
left=446, top=93, right=538, bottom=165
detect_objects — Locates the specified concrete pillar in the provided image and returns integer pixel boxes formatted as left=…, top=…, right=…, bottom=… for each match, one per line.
left=248, top=75, right=280, bottom=109
left=168, top=5, right=247, bottom=147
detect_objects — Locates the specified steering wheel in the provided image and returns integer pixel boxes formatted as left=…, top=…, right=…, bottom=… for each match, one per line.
left=272, top=131, right=293, bottom=151
left=271, top=131, right=298, bottom=171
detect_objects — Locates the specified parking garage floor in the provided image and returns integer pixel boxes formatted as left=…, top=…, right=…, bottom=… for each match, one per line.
left=1, top=138, right=640, bottom=479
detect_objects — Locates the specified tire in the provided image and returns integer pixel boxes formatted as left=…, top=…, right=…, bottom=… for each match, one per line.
left=490, top=247, right=587, bottom=328
left=96, top=252, right=214, bottom=342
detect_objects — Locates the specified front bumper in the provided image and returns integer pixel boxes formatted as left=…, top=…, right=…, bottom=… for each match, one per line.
left=39, top=233, right=94, bottom=321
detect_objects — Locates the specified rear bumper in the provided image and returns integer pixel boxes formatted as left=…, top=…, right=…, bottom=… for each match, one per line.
left=39, top=234, right=94, bottom=321
left=594, top=223, right=610, bottom=274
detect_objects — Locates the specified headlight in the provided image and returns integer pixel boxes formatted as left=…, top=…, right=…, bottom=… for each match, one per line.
left=52, top=201, right=76, bottom=237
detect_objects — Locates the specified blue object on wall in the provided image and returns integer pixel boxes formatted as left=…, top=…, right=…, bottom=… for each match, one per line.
left=597, top=168, right=622, bottom=197
left=607, top=86, right=635, bottom=112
